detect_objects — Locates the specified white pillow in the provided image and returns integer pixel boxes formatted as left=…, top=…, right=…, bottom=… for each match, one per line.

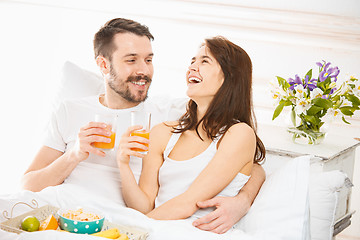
left=237, top=155, right=311, bottom=240
left=52, top=61, right=104, bottom=108
left=309, top=170, right=348, bottom=240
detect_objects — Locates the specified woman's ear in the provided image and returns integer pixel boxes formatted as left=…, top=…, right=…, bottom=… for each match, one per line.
left=96, top=56, right=110, bottom=75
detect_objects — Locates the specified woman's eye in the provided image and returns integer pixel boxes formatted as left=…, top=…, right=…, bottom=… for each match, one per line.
left=202, top=60, right=208, bottom=63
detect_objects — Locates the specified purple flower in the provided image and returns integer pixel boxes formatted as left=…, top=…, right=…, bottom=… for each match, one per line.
left=328, top=66, right=340, bottom=81
left=304, top=75, right=317, bottom=91
left=322, top=95, right=329, bottom=99
left=318, top=61, right=340, bottom=82
left=288, top=74, right=302, bottom=90
left=316, top=62, right=323, bottom=68
left=324, top=62, right=331, bottom=71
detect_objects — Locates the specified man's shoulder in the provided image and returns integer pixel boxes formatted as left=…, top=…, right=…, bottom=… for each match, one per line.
left=60, top=95, right=98, bottom=107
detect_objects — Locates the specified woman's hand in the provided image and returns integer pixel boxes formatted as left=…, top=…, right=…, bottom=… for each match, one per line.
left=116, top=125, right=150, bottom=166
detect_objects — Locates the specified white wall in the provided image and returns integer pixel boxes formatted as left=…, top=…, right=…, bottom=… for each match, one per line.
left=0, top=0, right=359, bottom=237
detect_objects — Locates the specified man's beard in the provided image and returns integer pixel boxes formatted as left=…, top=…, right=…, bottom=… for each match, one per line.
left=108, top=66, right=152, bottom=103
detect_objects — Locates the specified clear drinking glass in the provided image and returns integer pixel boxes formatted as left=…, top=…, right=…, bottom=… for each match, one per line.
left=130, top=111, right=151, bottom=152
left=92, top=114, right=117, bottom=150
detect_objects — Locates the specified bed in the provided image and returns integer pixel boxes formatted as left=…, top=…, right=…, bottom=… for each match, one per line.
left=0, top=62, right=351, bottom=240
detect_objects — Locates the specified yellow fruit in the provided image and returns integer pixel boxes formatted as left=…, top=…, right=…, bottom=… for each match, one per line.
left=117, top=234, right=129, bottom=240
left=21, top=216, right=40, bottom=232
left=39, top=214, right=58, bottom=231
left=91, top=228, right=122, bottom=239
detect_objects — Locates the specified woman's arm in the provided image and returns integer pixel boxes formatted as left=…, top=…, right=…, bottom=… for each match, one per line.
left=147, top=123, right=256, bottom=220
left=117, top=123, right=171, bottom=213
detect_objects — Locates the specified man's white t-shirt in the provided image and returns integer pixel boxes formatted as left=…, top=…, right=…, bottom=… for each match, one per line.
left=44, top=95, right=186, bottom=205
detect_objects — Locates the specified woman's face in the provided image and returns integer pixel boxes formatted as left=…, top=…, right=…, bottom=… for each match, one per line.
left=186, top=45, right=224, bottom=103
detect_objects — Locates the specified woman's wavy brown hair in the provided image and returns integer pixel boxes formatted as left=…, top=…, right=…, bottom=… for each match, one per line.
left=174, top=36, right=265, bottom=163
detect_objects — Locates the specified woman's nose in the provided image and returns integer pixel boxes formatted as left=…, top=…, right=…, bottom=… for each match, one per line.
left=188, top=62, right=199, bottom=72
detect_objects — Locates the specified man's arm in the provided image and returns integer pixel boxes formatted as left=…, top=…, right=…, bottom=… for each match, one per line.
left=21, top=146, right=79, bottom=191
left=192, top=163, right=265, bottom=234
left=21, top=122, right=113, bottom=192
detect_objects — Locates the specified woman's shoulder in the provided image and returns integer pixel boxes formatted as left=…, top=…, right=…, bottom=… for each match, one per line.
left=150, top=121, right=178, bottom=151
left=224, top=122, right=256, bottom=140
left=151, top=121, right=178, bottom=133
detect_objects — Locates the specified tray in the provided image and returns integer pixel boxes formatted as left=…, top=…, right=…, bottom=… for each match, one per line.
left=1, top=203, right=148, bottom=240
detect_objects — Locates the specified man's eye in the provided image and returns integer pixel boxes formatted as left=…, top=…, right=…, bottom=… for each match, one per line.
left=146, top=59, right=152, bottom=63
left=126, top=59, right=135, bottom=63
left=202, top=60, right=208, bottom=63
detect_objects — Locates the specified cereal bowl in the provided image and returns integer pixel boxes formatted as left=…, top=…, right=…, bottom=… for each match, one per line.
left=57, top=207, right=104, bottom=234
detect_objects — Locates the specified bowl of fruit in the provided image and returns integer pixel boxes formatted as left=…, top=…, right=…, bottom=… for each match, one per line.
left=57, top=207, right=105, bottom=234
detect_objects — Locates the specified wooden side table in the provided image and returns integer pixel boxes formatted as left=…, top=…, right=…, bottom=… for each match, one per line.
left=257, top=123, right=360, bottom=237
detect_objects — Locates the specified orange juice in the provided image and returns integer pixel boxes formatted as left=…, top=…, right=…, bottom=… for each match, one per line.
left=130, top=130, right=150, bottom=152
left=92, top=132, right=116, bottom=149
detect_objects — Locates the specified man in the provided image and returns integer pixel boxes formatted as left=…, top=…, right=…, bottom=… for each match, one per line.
left=21, top=18, right=265, bottom=233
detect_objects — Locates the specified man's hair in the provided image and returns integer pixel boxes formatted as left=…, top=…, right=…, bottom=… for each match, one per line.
left=93, top=18, right=154, bottom=60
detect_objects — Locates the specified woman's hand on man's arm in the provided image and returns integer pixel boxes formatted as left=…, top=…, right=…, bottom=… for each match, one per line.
left=192, top=163, right=265, bottom=234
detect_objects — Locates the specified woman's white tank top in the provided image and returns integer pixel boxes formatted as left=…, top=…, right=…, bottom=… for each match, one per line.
left=154, top=132, right=250, bottom=219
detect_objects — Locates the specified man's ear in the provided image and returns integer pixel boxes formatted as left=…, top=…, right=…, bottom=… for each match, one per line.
left=96, top=56, right=110, bottom=75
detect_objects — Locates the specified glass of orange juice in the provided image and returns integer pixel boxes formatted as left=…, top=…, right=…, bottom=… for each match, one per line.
left=92, top=114, right=117, bottom=150
left=130, top=111, right=151, bottom=153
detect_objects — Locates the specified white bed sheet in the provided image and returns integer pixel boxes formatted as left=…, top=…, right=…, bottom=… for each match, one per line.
left=0, top=156, right=312, bottom=240
left=0, top=184, right=278, bottom=240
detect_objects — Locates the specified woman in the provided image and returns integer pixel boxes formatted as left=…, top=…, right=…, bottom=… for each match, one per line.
left=117, top=36, right=265, bottom=227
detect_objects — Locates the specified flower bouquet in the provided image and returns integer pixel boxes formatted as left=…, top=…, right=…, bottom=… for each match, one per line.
left=271, top=60, right=360, bottom=144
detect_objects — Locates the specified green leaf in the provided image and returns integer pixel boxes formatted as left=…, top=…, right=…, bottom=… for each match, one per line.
left=304, top=115, right=317, bottom=126
left=312, top=98, right=332, bottom=109
left=291, top=109, right=296, bottom=126
left=272, top=102, right=285, bottom=120
left=347, top=95, right=360, bottom=106
left=305, top=69, right=312, bottom=80
left=276, top=76, right=290, bottom=91
left=342, top=116, right=351, bottom=124
left=307, top=105, right=323, bottom=116
left=339, top=107, right=354, bottom=116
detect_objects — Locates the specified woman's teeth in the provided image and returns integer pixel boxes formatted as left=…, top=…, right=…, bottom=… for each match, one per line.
left=189, top=77, right=202, bottom=83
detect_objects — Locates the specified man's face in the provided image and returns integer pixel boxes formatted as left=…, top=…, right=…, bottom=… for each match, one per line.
left=107, top=33, right=154, bottom=103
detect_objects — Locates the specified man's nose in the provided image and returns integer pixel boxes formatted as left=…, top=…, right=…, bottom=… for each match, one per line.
left=135, top=61, right=152, bottom=76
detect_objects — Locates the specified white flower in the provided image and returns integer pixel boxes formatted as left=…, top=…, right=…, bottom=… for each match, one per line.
left=352, top=79, right=360, bottom=96
left=294, top=84, right=306, bottom=99
left=271, top=88, right=283, bottom=103
left=324, top=108, right=343, bottom=122
left=335, top=79, right=350, bottom=95
left=310, top=88, right=323, bottom=100
left=295, top=97, right=311, bottom=115
left=340, top=96, right=352, bottom=107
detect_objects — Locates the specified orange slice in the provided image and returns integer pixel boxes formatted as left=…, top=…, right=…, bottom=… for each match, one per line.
left=39, top=214, right=59, bottom=231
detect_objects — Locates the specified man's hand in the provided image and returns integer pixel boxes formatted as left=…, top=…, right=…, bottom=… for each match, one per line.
left=71, top=122, right=113, bottom=161
left=193, top=164, right=265, bottom=234
left=192, top=193, right=251, bottom=234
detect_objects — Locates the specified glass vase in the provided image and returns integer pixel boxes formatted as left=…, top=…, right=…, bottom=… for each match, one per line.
left=287, top=113, right=328, bottom=145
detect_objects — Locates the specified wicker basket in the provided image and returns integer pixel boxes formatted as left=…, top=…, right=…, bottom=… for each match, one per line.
left=1, top=204, right=148, bottom=240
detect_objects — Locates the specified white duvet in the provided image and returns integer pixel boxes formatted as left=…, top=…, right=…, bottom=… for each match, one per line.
left=0, top=184, right=279, bottom=240
left=0, top=156, right=312, bottom=240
